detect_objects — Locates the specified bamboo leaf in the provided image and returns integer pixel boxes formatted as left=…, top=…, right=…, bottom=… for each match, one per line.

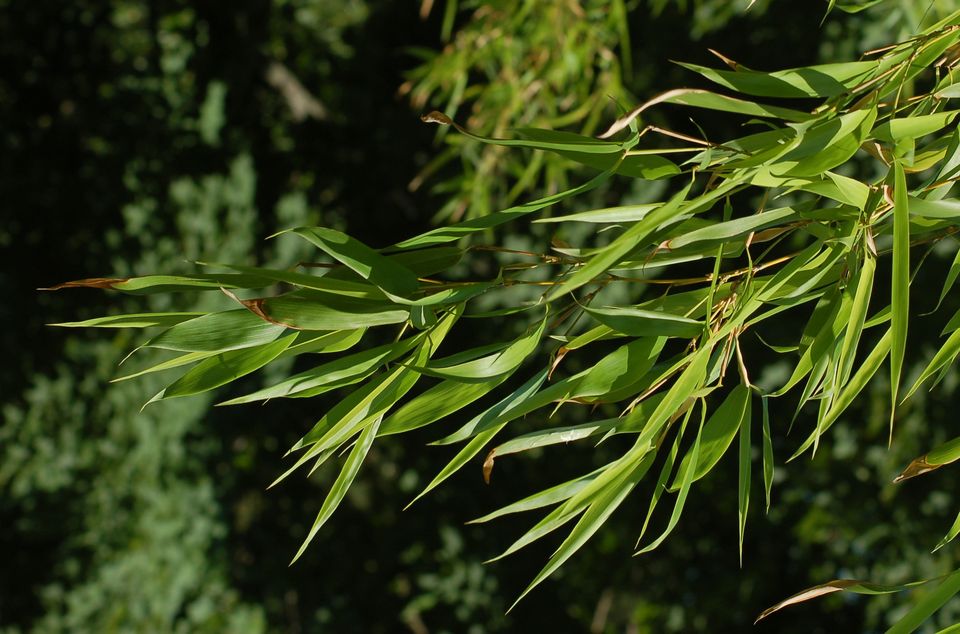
left=467, top=469, right=603, bottom=524
left=637, top=401, right=705, bottom=554
left=756, top=578, right=932, bottom=623
left=145, top=309, right=286, bottom=353
left=156, top=334, right=296, bottom=400
left=290, top=415, right=383, bottom=563
left=762, top=395, right=774, bottom=513
left=219, top=336, right=421, bottom=405
left=933, top=511, right=960, bottom=552
left=288, top=227, right=419, bottom=296
left=584, top=305, right=703, bottom=338
left=677, top=59, right=875, bottom=98
left=549, top=182, right=693, bottom=300
left=890, top=162, right=910, bottom=435
left=240, top=292, right=410, bottom=330
left=394, top=167, right=616, bottom=249
left=738, top=388, right=752, bottom=566
left=886, top=570, right=960, bottom=634
left=670, top=384, right=751, bottom=490
left=511, top=452, right=655, bottom=609
left=894, top=435, right=960, bottom=482
left=51, top=312, right=205, bottom=329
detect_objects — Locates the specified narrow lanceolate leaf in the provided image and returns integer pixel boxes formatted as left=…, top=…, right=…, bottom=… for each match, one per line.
left=145, top=309, right=286, bottom=353
left=637, top=402, right=705, bottom=555
left=934, top=245, right=960, bottom=312
left=378, top=373, right=511, bottom=436
left=761, top=395, right=774, bottom=513
left=533, top=204, right=659, bottom=224
left=549, top=182, right=693, bottom=300
left=903, top=328, right=960, bottom=401
left=288, top=227, right=419, bottom=296
left=406, top=425, right=504, bottom=509
left=791, top=328, right=892, bottom=460
left=467, top=469, right=603, bottom=525
left=393, top=167, right=616, bottom=249
left=584, top=306, right=703, bottom=338
left=51, top=312, right=205, bottom=329
left=890, top=162, right=910, bottom=437
left=756, top=578, right=932, bottom=623
left=676, top=60, right=875, bottom=98
left=219, top=336, right=421, bottom=405
left=599, top=89, right=810, bottom=138
left=670, top=384, right=751, bottom=490
left=156, top=334, right=296, bottom=400
left=836, top=251, right=876, bottom=387
left=886, top=569, right=960, bottom=634
left=415, top=316, right=545, bottom=381
left=42, top=273, right=273, bottom=293
left=291, top=415, right=383, bottom=564
left=894, top=436, right=960, bottom=482
left=421, top=111, right=625, bottom=154
left=511, top=452, right=655, bottom=610
left=934, top=511, right=960, bottom=552
left=241, top=293, right=410, bottom=330
left=738, top=389, right=752, bottom=566
left=638, top=404, right=693, bottom=545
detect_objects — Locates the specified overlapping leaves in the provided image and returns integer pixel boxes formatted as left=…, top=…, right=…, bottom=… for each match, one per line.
left=49, top=8, right=960, bottom=626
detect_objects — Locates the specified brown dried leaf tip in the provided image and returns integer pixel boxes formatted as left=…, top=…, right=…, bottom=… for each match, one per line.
left=421, top=111, right=453, bottom=126
left=893, top=455, right=938, bottom=483
left=482, top=449, right=497, bottom=485
left=40, top=277, right=129, bottom=291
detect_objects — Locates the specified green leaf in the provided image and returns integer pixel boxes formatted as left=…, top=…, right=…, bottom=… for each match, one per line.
left=288, top=227, right=419, bottom=296
left=394, top=167, right=616, bottom=249
left=738, top=388, right=752, bottom=566
left=664, top=206, right=799, bottom=250
left=677, top=60, right=875, bottom=98
left=934, top=244, right=960, bottom=311
left=241, top=292, right=410, bottom=330
left=761, top=395, right=774, bottom=513
left=890, top=162, right=910, bottom=434
left=290, top=414, right=383, bottom=563
left=154, top=334, right=296, bottom=400
left=378, top=373, right=511, bottom=436
left=219, top=336, right=421, bottom=405
left=467, top=469, right=602, bottom=524
left=791, top=328, right=892, bottom=460
left=600, top=89, right=810, bottom=138
left=637, top=401, right=705, bottom=554
left=511, top=452, right=655, bottom=609
left=145, top=309, right=286, bottom=353
left=584, top=306, right=704, bottom=338
left=549, top=182, right=693, bottom=299
left=886, top=570, right=960, bottom=634
left=836, top=252, right=876, bottom=387
left=638, top=403, right=693, bottom=545
left=50, top=312, right=205, bottom=329
left=907, top=196, right=960, bottom=220
left=414, top=316, right=545, bottom=381
left=670, top=384, right=751, bottom=489
left=903, top=327, right=960, bottom=401
left=873, top=111, right=960, bottom=143
left=934, top=510, right=960, bottom=552
left=533, top=204, right=660, bottom=224
left=43, top=273, right=273, bottom=294
left=431, top=369, right=549, bottom=446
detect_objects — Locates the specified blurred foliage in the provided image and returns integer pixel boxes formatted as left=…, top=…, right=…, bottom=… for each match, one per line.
left=4, top=1, right=960, bottom=633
